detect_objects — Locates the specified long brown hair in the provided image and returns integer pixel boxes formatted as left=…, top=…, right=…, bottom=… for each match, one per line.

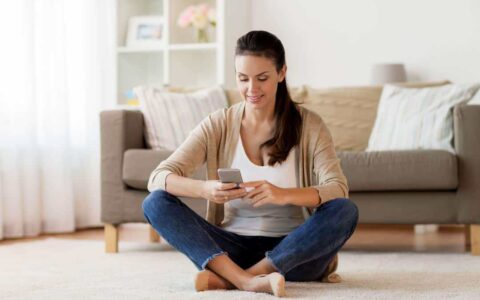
left=235, top=30, right=302, bottom=166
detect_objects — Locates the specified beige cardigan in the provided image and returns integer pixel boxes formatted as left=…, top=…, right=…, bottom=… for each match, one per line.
left=148, top=101, right=349, bottom=225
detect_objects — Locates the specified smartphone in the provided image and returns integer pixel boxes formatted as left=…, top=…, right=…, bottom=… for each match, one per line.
left=217, top=168, right=243, bottom=187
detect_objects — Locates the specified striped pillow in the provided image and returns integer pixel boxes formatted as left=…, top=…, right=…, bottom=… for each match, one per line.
left=134, top=85, right=228, bottom=150
left=367, top=83, right=480, bottom=153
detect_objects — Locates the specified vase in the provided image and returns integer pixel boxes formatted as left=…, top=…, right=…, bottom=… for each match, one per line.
left=195, top=28, right=208, bottom=43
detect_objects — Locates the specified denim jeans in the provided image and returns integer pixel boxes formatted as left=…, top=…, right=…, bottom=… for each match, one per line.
left=142, top=190, right=358, bottom=282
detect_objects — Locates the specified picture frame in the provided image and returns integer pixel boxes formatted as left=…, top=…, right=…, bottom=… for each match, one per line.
left=127, top=16, right=164, bottom=48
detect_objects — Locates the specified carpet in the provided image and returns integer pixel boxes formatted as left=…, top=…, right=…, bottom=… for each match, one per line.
left=1, top=238, right=479, bottom=299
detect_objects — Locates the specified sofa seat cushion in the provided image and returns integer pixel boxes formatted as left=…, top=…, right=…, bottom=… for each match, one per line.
left=338, top=150, right=458, bottom=191
left=122, top=149, right=207, bottom=190
left=123, top=149, right=457, bottom=192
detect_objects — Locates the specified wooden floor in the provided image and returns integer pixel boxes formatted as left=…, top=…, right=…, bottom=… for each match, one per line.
left=0, top=224, right=468, bottom=253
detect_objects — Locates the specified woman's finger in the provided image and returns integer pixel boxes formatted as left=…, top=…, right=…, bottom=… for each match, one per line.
left=239, top=180, right=267, bottom=188
left=229, top=188, right=247, bottom=198
left=245, top=186, right=265, bottom=199
left=217, top=182, right=238, bottom=191
left=213, top=190, right=246, bottom=203
left=216, top=189, right=245, bottom=198
left=252, top=197, right=268, bottom=208
left=214, top=194, right=230, bottom=203
left=249, top=192, right=268, bottom=205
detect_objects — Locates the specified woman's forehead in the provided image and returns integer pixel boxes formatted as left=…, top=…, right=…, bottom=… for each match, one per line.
left=235, top=55, right=276, bottom=74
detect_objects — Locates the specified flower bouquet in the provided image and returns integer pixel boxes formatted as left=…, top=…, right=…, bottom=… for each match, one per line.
left=177, top=3, right=216, bottom=43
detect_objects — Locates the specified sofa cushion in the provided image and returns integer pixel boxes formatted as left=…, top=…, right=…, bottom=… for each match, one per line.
left=134, top=85, right=228, bottom=150
left=124, top=149, right=457, bottom=192
left=300, top=86, right=383, bottom=152
left=338, top=150, right=457, bottom=191
left=367, top=83, right=480, bottom=153
left=122, top=149, right=206, bottom=190
left=299, top=81, right=450, bottom=152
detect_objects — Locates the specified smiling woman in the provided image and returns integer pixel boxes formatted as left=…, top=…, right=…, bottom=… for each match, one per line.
left=143, top=30, right=356, bottom=296
left=234, top=33, right=301, bottom=167
left=0, top=0, right=114, bottom=240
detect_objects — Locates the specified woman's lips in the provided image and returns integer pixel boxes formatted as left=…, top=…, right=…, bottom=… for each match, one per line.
left=247, top=95, right=263, bottom=103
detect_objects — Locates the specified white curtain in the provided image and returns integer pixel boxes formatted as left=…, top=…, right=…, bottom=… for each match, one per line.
left=0, top=0, right=115, bottom=239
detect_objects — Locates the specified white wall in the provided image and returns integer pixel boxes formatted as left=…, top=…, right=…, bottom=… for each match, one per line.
left=245, top=0, right=480, bottom=88
left=224, top=0, right=251, bottom=88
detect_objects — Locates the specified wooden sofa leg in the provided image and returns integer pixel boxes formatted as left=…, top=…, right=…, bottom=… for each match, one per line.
left=149, top=225, right=161, bottom=243
left=471, top=225, right=480, bottom=256
left=105, top=224, right=119, bottom=253
left=465, top=225, right=471, bottom=252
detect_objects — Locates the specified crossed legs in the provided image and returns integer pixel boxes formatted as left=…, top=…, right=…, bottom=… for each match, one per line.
left=142, top=190, right=358, bottom=295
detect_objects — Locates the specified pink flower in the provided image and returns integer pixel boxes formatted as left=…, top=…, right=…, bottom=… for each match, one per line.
left=198, top=3, right=209, bottom=14
left=177, top=14, right=190, bottom=28
left=177, top=5, right=196, bottom=28
left=177, top=3, right=216, bottom=29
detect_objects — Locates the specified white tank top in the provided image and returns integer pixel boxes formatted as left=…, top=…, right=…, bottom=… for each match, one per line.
left=221, top=136, right=305, bottom=237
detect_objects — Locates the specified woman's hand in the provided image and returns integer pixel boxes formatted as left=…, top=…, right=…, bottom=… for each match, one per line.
left=240, top=180, right=289, bottom=207
left=200, top=180, right=248, bottom=204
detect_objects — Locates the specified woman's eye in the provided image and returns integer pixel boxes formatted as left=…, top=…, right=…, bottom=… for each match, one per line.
left=238, top=77, right=267, bottom=82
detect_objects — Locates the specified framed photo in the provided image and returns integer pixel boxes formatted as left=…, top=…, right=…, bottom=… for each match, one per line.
left=127, top=16, right=164, bottom=47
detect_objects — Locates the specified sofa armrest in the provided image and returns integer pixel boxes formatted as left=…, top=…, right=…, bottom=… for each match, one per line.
left=100, top=110, right=145, bottom=224
left=454, top=104, right=480, bottom=223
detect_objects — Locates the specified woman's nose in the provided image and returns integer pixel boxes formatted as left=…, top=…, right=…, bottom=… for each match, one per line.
left=248, top=80, right=259, bottom=92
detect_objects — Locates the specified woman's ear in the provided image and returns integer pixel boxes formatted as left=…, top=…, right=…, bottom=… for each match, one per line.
left=278, top=65, right=287, bottom=82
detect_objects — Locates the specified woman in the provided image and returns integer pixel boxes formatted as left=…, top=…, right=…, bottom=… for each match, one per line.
left=142, top=30, right=358, bottom=297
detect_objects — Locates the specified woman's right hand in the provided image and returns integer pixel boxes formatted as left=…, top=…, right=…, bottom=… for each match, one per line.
left=200, top=180, right=248, bottom=204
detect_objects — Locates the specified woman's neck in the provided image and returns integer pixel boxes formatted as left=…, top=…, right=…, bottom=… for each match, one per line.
left=243, top=102, right=275, bottom=127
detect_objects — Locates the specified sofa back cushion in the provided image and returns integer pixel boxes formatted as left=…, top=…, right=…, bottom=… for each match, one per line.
left=367, top=83, right=480, bottom=153
left=134, top=85, right=228, bottom=150
left=301, top=86, right=383, bottom=151
left=298, top=81, right=450, bottom=151
left=141, top=81, right=449, bottom=152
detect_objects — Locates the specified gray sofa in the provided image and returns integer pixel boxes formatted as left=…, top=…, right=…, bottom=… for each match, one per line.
left=100, top=87, right=480, bottom=255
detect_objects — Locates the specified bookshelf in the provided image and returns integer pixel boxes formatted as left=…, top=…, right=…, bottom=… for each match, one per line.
left=115, top=0, right=225, bottom=105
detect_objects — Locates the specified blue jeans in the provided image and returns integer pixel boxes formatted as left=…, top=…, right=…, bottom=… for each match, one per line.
left=142, top=190, right=358, bottom=282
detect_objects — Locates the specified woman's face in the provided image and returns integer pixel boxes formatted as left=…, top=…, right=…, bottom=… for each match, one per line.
left=235, top=55, right=286, bottom=111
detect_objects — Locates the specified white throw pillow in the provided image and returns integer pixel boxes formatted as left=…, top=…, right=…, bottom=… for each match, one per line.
left=367, top=83, right=480, bottom=153
left=134, top=85, right=228, bottom=150
left=468, top=89, right=480, bottom=105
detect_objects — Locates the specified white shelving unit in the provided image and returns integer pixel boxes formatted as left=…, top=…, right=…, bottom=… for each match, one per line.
left=115, top=0, right=225, bottom=106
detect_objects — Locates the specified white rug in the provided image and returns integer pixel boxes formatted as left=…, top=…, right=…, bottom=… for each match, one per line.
left=1, top=238, right=480, bottom=299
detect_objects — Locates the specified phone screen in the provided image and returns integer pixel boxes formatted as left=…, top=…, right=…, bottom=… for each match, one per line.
left=217, top=168, right=243, bottom=184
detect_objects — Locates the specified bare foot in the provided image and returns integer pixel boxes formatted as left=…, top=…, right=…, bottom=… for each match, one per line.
left=243, top=272, right=285, bottom=297
left=194, top=269, right=235, bottom=291
left=324, top=272, right=342, bottom=283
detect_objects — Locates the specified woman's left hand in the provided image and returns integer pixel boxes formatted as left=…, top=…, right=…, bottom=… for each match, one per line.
left=240, top=180, right=288, bottom=207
